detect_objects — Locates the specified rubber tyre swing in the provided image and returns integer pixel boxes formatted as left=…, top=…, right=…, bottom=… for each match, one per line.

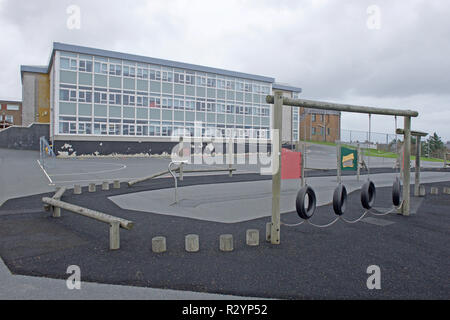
left=296, top=186, right=317, bottom=220
left=361, top=180, right=376, bottom=210
left=392, top=177, right=402, bottom=207
left=333, top=184, right=347, bottom=216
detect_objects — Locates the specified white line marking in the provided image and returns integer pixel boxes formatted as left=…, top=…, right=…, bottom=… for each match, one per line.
left=36, top=159, right=53, bottom=184
left=49, top=163, right=127, bottom=177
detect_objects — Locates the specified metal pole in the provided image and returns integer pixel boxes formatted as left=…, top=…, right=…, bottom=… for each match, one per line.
left=414, top=136, right=421, bottom=197
left=271, top=91, right=283, bottom=245
left=402, top=116, right=411, bottom=216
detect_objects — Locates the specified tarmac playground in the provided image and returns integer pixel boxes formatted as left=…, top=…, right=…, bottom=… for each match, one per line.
left=0, top=147, right=449, bottom=299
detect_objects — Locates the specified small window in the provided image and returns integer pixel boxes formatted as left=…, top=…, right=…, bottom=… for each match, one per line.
left=6, top=104, right=19, bottom=111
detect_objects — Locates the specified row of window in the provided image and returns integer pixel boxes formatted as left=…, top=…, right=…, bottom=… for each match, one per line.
left=58, top=119, right=270, bottom=138
left=311, top=127, right=331, bottom=135
left=60, top=56, right=271, bottom=93
left=1, top=115, right=14, bottom=123
left=60, top=90, right=270, bottom=116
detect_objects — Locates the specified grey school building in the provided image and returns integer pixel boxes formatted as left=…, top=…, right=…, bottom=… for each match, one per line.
left=19, top=42, right=339, bottom=155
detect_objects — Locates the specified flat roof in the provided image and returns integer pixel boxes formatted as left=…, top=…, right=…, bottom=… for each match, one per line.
left=272, top=82, right=302, bottom=93
left=19, top=42, right=302, bottom=91
left=53, top=42, right=276, bottom=83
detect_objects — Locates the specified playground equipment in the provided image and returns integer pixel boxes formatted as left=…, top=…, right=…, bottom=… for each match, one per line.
left=42, top=186, right=133, bottom=250
left=39, top=136, right=55, bottom=169
left=267, top=93, right=419, bottom=244
left=395, top=128, right=428, bottom=197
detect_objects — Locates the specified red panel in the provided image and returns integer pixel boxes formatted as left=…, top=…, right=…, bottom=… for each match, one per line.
left=281, top=148, right=302, bottom=180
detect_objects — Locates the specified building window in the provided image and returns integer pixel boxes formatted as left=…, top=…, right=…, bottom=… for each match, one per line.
left=174, top=71, right=185, bottom=84
left=109, top=93, right=122, bottom=105
left=5, top=115, right=13, bottom=123
left=312, top=114, right=316, bottom=122
left=150, top=68, right=161, bottom=80
left=137, top=67, right=148, bottom=79
left=60, top=85, right=77, bottom=102
left=149, top=96, right=161, bottom=108
left=60, top=57, right=77, bottom=71
left=94, top=90, right=108, bottom=104
left=109, top=64, right=122, bottom=76
left=123, top=65, right=136, bottom=78
left=312, top=127, right=316, bottom=135
left=6, top=104, right=19, bottom=111
left=94, top=62, right=108, bottom=74
left=79, top=59, right=93, bottom=72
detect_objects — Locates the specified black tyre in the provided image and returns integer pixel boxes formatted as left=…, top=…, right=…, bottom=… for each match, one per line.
left=361, top=180, right=376, bottom=210
left=392, top=177, right=402, bottom=207
left=296, top=186, right=317, bottom=220
left=333, top=184, right=347, bottom=216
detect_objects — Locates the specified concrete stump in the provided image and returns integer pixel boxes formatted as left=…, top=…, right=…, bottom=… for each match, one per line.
left=113, top=180, right=121, bottom=189
left=430, top=187, right=439, bottom=195
left=52, top=206, right=61, bottom=218
left=88, top=183, right=96, bottom=193
left=109, top=220, right=120, bottom=250
left=419, top=185, right=426, bottom=197
left=102, top=181, right=110, bottom=191
left=74, top=185, right=82, bottom=195
left=266, top=222, right=271, bottom=242
left=185, top=234, right=199, bottom=252
left=246, top=229, right=259, bottom=246
left=152, top=236, right=166, bottom=253
left=219, top=234, right=233, bottom=252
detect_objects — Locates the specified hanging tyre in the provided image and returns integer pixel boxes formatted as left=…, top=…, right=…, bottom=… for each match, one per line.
left=296, top=186, right=317, bottom=220
left=361, top=180, right=376, bottom=210
left=392, top=177, right=402, bottom=207
left=333, top=184, right=347, bottom=216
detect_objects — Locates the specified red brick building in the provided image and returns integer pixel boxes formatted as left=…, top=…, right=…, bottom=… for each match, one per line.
left=0, top=100, right=22, bottom=129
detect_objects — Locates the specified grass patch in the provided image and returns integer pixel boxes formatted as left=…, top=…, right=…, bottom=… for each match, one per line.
left=363, top=149, right=443, bottom=162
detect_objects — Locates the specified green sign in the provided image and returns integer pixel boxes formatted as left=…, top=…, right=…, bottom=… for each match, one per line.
left=341, top=147, right=358, bottom=171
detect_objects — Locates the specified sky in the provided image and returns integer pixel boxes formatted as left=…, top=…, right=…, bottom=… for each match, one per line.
left=0, top=0, right=449, bottom=141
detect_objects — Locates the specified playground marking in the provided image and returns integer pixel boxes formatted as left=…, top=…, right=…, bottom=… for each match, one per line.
left=48, top=162, right=127, bottom=177
left=36, top=159, right=53, bottom=184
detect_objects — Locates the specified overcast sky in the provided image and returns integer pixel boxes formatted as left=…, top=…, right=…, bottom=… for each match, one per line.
left=0, top=0, right=449, bottom=141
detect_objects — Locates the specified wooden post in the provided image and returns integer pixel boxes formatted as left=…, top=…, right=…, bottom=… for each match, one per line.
left=414, top=136, right=421, bottom=197
left=336, top=140, right=342, bottom=184
left=109, top=220, right=120, bottom=250
left=179, top=137, right=184, bottom=181
left=301, top=142, right=306, bottom=187
left=53, top=207, right=61, bottom=218
left=357, top=143, right=361, bottom=182
left=228, top=137, right=233, bottom=177
left=41, top=197, right=134, bottom=230
left=402, top=116, right=411, bottom=216
left=271, top=91, right=283, bottom=245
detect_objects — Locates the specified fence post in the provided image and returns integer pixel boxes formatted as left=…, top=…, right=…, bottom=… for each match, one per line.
left=414, top=136, right=421, bottom=197
left=402, top=116, right=411, bottom=216
left=271, top=91, right=283, bottom=245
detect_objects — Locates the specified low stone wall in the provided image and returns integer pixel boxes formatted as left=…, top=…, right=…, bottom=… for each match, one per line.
left=0, top=123, right=50, bottom=150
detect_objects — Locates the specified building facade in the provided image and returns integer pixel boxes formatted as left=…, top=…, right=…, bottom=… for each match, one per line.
left=0, top=100, right=22, bottom=128
left=19, top=42, right=339, bottom=155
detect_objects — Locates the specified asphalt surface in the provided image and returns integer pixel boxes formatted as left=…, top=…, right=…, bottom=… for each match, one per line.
left=0, top=174, right=449, bottom=299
